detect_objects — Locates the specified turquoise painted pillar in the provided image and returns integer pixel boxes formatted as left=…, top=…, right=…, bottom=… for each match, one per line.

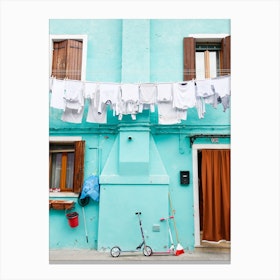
left=121, top=19, right=150, bottom=83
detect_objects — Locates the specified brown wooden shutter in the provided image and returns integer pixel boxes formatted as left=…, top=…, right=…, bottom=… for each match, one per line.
left=66, top=40, right=83, bottom=80
left=73, top=140, right=85, bottom=193
left=52, top=40, right=67, bottom=79
left=183, top=37, right=196, bottom=80
left=220, top=36, right=231, bottom=75
left=51, top=39, right=83, bottom=80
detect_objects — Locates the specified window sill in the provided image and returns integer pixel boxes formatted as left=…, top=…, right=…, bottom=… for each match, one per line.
left=49, top=192, right=78, bottom=198
left=49, top=199, right=75, bottom=210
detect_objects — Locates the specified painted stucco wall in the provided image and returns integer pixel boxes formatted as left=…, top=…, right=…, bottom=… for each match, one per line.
left=49, top=19, right=230, bottom=252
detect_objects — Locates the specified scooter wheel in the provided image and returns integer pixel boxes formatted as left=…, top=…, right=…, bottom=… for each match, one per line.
left=110, top=246, right=121, bottom=257
left=143, top=246, right=152, bottom=256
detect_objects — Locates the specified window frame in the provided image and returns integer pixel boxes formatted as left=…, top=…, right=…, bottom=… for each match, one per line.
left=49, top=136, right=85, bottom=196
left=49, top=34, right=87, bottom=81
left=184, top=34, right=230, bottom=80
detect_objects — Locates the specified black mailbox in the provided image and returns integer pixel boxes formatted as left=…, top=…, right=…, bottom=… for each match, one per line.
left=180, top=171, right=190, bottom=185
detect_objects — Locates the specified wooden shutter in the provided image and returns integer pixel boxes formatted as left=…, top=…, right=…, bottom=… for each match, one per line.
left=51, top=39, right=83, bottom=80
left=73, top=140, right=85, bottom=193
left=66, top=40, right=83, bottom=80
left=220, top=36, right=231, bottom=75
left=183, top=37, right=196, bottom=80
left=52, top=40, right=67, bottom=79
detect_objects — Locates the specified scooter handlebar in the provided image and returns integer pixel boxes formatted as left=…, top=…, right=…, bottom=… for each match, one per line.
left=135, top=212, right=141, bottom=215
left=160, top=216, right=174, bottom=221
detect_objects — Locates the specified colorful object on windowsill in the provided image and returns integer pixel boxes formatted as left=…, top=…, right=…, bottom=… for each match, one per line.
left=50, top=187, right=60, bottom=192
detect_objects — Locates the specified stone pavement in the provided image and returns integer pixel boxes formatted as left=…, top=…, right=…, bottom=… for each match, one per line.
left=49, top=247, right=230, bottom=264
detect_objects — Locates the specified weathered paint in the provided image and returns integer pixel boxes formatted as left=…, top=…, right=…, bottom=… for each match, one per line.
left=49, top=19, right=230, bottom=252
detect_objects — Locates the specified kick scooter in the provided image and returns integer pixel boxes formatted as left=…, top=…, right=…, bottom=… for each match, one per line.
left=151, top=215, right=176, bottom=256
left=110, top=212, right=153, bottom=257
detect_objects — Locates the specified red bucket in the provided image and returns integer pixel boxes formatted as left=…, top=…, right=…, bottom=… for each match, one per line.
left=66, top=212, right=79, bottom=228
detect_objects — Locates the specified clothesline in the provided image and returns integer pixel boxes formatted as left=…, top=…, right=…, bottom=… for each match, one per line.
left=49, top=75, right=231, bottom=125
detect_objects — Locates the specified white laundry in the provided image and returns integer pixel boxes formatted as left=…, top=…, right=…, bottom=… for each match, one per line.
left=121, top=83, right=139, bottom=102
left=50, top=79, right=66, bottom=110
left=195, top=79, right=215, bottom=97
left=86, top=99, right=107, bottom=124
left=157, top=83, right=173, bottom=102
left=173, top=81, right=196, bottom=110
left=98, top=83, right=121, bottom=115
left=52, top=76, right=231, bottom=125
left=211, top=76, right=231, bottom=97
left=157, top=102, right=181, bottom=125
left=195, top=97, right=206, bottom=119
left=64, top=80, right=84, bottom=113
left=119, top=83, right=140, bottom=119
left=221, top=95, right=230, bottom=112
left=117, top=100, right=139, bottom=120
left=177, top=108, right=187, bottom=121
left=49, top=77, right=54, bottom=91
left=204, top=92, right=220, bottom=109
left=139, top=83, right=156, bottom=112
left=61, top=107, right=84, bottom=123
left=84, top=81, right=98, bottom=100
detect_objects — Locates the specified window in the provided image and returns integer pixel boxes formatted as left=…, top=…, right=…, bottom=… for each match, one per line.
left=52, top=39, right=83, bottom=80
left=49, top=140, right=85, bottom=193
left=49, top=35, right=87, bottom=80
left=183, top=35, right=230, bottom=80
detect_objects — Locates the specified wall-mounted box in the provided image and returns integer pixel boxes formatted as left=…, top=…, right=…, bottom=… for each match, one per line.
left=180, top=171, right=190, bottom=185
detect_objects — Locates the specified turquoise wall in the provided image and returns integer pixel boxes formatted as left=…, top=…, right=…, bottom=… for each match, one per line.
left=98, top=185, right=169, bottom=252
left=150, top=19, right=230, bottom=82
left=49, top=199, right=99, bottom=249
left=49, top=19, right=230, bottom=252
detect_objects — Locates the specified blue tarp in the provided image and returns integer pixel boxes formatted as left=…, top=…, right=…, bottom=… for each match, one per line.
left=80, top=175, right=100, bottom=202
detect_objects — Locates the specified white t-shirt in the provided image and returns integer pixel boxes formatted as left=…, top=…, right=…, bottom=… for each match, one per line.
left=172, top=81, right=196, bottom=109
